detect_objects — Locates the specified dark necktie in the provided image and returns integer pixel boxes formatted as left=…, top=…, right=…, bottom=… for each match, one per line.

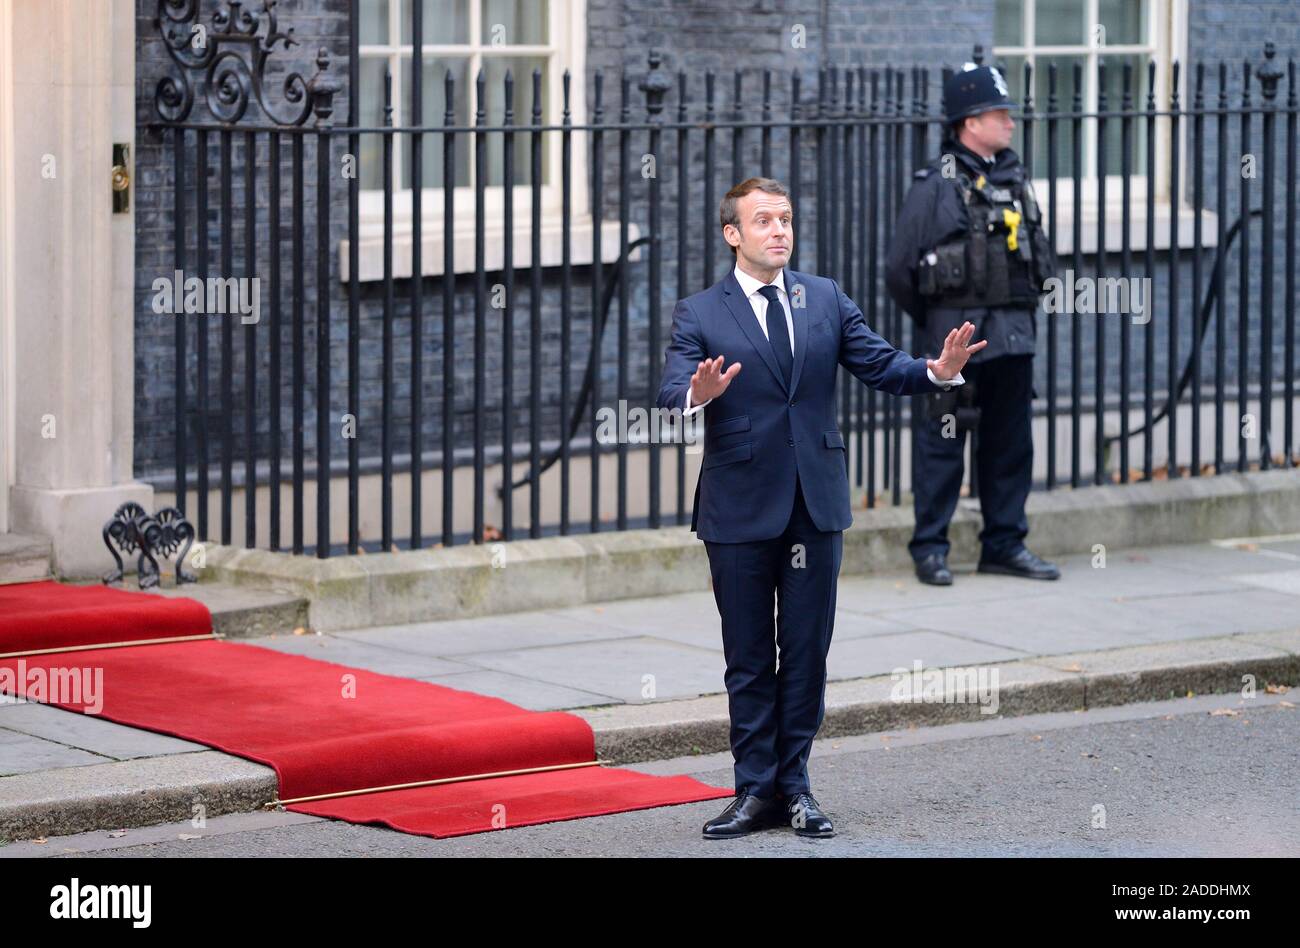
left=758, top=284, right=793, bottom=388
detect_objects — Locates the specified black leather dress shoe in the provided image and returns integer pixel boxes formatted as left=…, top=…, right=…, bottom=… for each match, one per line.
left=783, top=792, right=835, bottom=837
left=701, top=792, right=784, bottom=839
left=978, top=547, right=1061, bottom=580
left=915, top=552, right=953, bottom=586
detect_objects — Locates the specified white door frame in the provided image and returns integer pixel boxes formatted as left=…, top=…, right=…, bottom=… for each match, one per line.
left=0, top=0, right=15, bottom=535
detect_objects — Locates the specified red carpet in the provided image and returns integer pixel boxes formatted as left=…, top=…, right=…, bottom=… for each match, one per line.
left=0, top=581, right=731, bottom=838
left=0, top=580, right=211, bottom=652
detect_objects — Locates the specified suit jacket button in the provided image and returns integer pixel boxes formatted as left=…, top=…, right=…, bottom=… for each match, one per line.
left=789, top=399, right=796, bottom=406
left=787, top=438, right=795, bottom=446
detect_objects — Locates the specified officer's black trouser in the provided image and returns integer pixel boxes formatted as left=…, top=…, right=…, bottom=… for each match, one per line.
left=909, top=353, right=1034, bottom=563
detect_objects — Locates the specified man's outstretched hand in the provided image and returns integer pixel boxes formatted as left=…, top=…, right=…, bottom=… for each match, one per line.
left=927, top=321, right=988, bottom=381
left=690, top=355, right=742, bottom=405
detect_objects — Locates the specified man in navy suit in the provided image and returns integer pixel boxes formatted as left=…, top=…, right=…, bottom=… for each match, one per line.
left=657, top=177, right=985, bottom=839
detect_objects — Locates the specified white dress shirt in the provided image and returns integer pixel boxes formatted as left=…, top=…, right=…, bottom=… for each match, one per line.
left=684, top=262, right=964, bottom=415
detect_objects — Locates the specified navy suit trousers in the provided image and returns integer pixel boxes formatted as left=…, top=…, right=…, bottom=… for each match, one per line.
left=703, top=474, right=844, bottom=799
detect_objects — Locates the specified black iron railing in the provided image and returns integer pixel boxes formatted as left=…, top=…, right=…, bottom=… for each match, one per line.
left=143, top=1, right=1298, bottom=558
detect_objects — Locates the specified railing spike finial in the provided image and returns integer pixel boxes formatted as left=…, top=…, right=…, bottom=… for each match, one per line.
left=1257, top=41, right=1284, bottom=101
left=640, top=48, right=673, bottom=118
left=307, top=46, right=342, bottom=126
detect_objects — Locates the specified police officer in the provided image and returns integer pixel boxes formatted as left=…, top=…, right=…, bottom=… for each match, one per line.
left=885, top=62, right=1060, bottom=585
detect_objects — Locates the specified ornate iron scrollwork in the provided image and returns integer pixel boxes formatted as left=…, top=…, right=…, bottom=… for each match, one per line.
left=141, top=507, right=199, bottom=586
left=102, top=502, right=156, bottom=587
left=102, top=503, right=198, bottom=589
left=152, top=0, right=323, bottom=126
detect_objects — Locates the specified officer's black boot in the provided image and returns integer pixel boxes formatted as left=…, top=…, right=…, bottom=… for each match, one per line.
left=978, top=547, right=1060, bottom=580
left=915, top=552, right=953, bottom=585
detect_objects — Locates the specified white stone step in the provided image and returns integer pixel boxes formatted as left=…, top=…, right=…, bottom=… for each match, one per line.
left=0, top=532, right=53, bottom=585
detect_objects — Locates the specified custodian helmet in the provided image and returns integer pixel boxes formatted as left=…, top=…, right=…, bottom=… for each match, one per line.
left=942, top=63, right=1017, bottom=124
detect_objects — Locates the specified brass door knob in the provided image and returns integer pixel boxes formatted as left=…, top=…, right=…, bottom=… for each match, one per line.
left=112, top=143, right=130, bottom=212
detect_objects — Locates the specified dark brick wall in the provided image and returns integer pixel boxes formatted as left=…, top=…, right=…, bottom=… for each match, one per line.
left=132, top=0, right=1299, bottom=484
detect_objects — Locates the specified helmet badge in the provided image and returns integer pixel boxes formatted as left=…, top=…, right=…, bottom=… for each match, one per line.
left=990, top=67, right=1008, bottom=97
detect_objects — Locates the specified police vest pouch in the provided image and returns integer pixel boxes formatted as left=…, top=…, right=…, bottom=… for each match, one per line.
left=919, top=241, right=968, bottom=298
left=1030, top=225, right=1059, bottom=288
left=918, top=252, right=939, bottom=297
left=967, top=226, right=989, bottom=296
left=1019, top=176, right=1058, bottom=288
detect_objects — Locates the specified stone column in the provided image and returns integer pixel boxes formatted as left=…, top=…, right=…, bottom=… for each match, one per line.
left=8, top=0, right=150, bottom=577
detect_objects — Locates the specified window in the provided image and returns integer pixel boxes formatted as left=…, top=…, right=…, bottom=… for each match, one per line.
left=346, top=0, right=626, bottom=279
left=992, top=0, right=1207, bottom=253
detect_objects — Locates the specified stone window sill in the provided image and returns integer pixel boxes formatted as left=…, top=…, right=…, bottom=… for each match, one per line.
left=339, top=216, right=642, bottom=282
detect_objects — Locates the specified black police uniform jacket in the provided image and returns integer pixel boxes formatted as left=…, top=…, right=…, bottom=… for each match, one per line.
left=885, top=138, right=1046, bottom=363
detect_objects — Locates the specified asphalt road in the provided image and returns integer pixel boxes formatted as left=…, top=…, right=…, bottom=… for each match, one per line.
left=5, top=692, right=1296, bottom=859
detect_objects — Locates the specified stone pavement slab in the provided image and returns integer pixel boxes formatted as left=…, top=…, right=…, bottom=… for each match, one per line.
left=0, top=701, right=204, bottom=769
left=245, top=634, right=479, bottom=678
left=334, top=609, right=644, bottom=656
left=412, top=669, right=616, bottom=711
left=447, top=635, right=728, bottom=704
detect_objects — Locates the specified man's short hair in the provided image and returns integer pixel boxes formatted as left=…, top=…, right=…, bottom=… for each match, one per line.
left=720, top=177, right=791, bottom=252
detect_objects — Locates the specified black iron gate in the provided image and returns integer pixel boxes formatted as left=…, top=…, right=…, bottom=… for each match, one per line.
left=143, top=0, right=1298, bottom=559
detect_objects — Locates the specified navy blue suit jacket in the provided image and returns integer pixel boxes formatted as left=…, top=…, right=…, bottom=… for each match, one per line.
left=657, top=267, right=944, bottom=543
